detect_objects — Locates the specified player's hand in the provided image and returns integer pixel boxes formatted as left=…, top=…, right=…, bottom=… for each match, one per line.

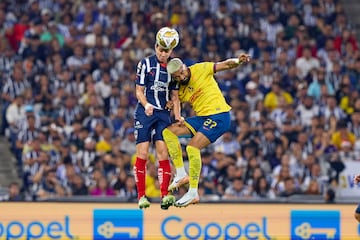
left=144, top=103, right=154, bottom=116
left=238, top=53, right=251, bottom=64
left=165, top=100, right=174, bottom=110
left=175, top=116, right=185, bottom=125
left=354, top=175, right=360, bottom=184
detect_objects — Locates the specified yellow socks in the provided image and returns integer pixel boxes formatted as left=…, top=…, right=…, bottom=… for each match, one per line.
left=186, top=145, right=201, bottom=189
left=162, top=128, right=186, bottom=176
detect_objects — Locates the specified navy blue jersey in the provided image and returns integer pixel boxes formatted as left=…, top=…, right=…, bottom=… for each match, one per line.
left=135, top=55, right=178, bottom=110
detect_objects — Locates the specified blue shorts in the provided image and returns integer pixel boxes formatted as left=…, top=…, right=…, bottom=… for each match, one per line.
left=134, top=107, right=171, bottom=144
left=184, top=112, right=231, bottom=143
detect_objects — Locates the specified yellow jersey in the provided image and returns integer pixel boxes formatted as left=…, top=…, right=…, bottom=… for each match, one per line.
left=178, top=62, right=231, bottom=116
left=331, top=131, right=356, bottom=150
left=264, top=91, right=294, bottom=112
left=96, top=140, right=112, bottom=153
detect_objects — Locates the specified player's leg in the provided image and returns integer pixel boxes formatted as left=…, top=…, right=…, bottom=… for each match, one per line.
left=134, top=114, right=154, bottom=209
left=355, top=203, right=360, bottom=222
left=162, top=122, right=191, bottom=191
left=175, top=133, right=210, bottom=207
left=175, top=112, right=231, bottom=207
left=135, top=141, right=150, bottom=209
left=154, top=140, right=175, bottom=209
left=154, top=112, right=185, bottom=209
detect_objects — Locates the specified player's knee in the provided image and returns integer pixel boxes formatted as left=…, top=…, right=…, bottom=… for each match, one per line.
left=163, top=128, right=179, bottom=140
left=186, top=145, right=199, bottom=153
left=136, top=149, right=149, bottom=160
left=355, top=213, right=360, bottom=222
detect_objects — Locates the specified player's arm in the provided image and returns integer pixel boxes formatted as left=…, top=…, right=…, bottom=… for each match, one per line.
left=171, top=90, right=182, bottom=121
left=214, top=53, right=251, bottom=72
left=135, top=85, right=147, bottom=107
left=135, top=84, right=154, bottom=116
left=354, top=174, right=360, bottom=184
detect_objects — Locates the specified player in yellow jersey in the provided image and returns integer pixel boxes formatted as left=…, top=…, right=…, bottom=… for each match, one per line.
left=162, top=53, right=251, bottom=207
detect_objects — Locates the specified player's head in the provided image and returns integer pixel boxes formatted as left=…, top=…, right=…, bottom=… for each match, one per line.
left=155, top=27, right=179, bottom=63
left=156, top=27, right=179, bottom=50
left=167, top=58, right=190, bottom=85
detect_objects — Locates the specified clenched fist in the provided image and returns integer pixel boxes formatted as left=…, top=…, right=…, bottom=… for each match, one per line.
left=238, top=53, right=251, bottom=64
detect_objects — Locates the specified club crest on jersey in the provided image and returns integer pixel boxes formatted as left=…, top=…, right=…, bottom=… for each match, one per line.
left=150, top=81, right=168, bottom=92
left=135, top=121, right=143, bottom=129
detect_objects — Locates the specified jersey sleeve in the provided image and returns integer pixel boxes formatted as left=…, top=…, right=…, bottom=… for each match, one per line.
left=135, top=59, right=147, bottom=86
left=169, top=80, right=179, bottom=91
left=200, top=62, right=215, bottom=76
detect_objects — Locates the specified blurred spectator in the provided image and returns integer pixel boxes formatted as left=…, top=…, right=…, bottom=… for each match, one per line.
left=260, top=126, right=286, bottom=170
left=334, top=28, right=358, bottom=55
left=57, top=95, right=82, bottom=128
left=296, top=95, right=320, bottom=128
left=244, top=81, right=264, bottom=112
left=295, top=46, right=320, bottom=79
left=35, top=169, right=66, bottom=199
left=324, top=188, right=336, bottom=203
left=5, top=94, right=25, bottom=149
left=145, top=161, right=160, bottom=199
left=349, top=111, right=360, bottom=138
left=77, top=137, right=97, bottom=173
left=264, top=81, right=293, bottom=112
left=118, top=175, right=137, bottom=200
left=321, top=94, right=346, bottom=123
left=119, top=127, right=136, bottom=156
left=69, top=173, right=88, bottom=196
left=1, top=182, right=23, bottom=201
left=278, top=176, right=303, bottom=197
left=213, top=131, right=241, bottom=157
left=90, top=176, right=115, bottom=196
left=200, top=151, right=218, bottom=195
left=223, top=177, right=252, bottom=200
left=82, top=105, right=113, bottom=133
left=307, top=67, right=335, bottom=102
left=95, top=128, right=113, bottom=155
left=253, top=176, right=276, bottom=199
left=331, top=120, right=356, bottom=151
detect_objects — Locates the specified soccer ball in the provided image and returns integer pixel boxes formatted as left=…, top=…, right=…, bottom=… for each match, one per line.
left=156, top=27, right=179, bottom=50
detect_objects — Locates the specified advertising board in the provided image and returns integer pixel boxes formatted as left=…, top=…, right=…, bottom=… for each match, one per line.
left=338, top=161, right=360, bottom=197
left=0, top=203, right=359, bottom=239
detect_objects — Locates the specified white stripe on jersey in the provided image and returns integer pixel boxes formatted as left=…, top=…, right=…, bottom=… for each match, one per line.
left=154, top=62, right=161, bottom=108
left=140, top=62, right=146, bottom=85
left=145, top=58, right=150, bottom=73
left=144, top=58, right=151, bottom=99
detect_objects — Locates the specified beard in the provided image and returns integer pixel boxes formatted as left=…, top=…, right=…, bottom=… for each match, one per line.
left=180, top=77, right=190, bottom=85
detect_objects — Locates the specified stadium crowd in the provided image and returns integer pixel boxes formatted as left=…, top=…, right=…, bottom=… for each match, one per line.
left=0, top=0, right=359, bottom=202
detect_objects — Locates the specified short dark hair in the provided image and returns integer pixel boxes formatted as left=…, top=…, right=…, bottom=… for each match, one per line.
left=8, top=182, right=19, bottom=188
left=337, top=120, right=348, bottom=129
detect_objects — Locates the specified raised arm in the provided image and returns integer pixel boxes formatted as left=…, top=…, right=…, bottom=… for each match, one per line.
left=170, top=90, right=182, bottom=121
left=214, top=53, right=251, bottom=72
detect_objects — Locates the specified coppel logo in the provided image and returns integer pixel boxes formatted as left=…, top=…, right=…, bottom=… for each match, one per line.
left=161, top=216, right=272, bottom=240
left=0, top=216, right=75, bottom=240
left=291, top=210, right=340, bottom=240
left=93, top=209, right=143, bottom=240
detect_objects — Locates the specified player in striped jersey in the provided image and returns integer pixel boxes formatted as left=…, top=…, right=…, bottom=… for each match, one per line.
left=134, top=27, right=182, bottom=209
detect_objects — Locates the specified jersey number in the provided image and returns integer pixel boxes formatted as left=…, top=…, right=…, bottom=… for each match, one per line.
left=204, top=119, right=217, bottom=129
